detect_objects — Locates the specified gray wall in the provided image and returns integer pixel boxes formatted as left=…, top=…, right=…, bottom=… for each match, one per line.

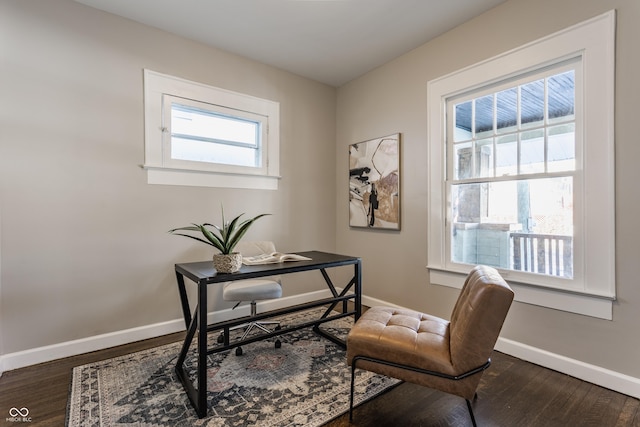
left=0, top=0, right=336, bottom=354
left=336, top=0, right=640, bottom=378
left=1, top=0, right=639, bottom=384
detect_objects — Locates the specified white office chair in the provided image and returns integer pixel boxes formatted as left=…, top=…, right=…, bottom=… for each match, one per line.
left=220, top=240, right=283, bottom=356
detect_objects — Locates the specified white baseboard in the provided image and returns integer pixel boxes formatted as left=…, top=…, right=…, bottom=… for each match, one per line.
left=361, top=294, right=404, bottom=310
left=0, top=317, right=186, bottom=375
left=0, top=289, right=332, bottom=374
left=2, top=290, right=639, bottom=402
left=495, top=337, right=640, bottom=399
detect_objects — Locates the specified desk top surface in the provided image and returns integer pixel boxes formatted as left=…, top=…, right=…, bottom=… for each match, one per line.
left=175, top=250, right=360, bottom=284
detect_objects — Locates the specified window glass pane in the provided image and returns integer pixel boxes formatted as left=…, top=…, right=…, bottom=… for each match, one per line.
left=454, top=140, right=494, bottom=180
left=454, top=101, right=472, bottom=142
left=454, top=142, right=472, bottom=179
left=520, top=129, right=545, bottom=174
left=486, top=180, right=519, bottom=224
left=476, top=138, right=494, bottom=178
left=548, top=71, right=575, bottom=123
left=496, top=88, right=517, bottom=134
left=475, top=95, right=494, bottom=138
left=528, top=177, right=574, bottom=236
left=451, top=177, right=573, bottom=277
left=171, top=137, right=257, bottom=167
left=522, top=177, right=574, bottom=277
left=170, top=103, right=260, bottom=168
left=520, top=79, right=544, bottom=128
left=547, top=123, right=575, bottom=172
left=496, top=134, right=518, bottom=176
left=451, top=182, right=489, bottom=224
left=171, top=104, right=258, bottom=146
left=451, top=181, right=516, bottom=268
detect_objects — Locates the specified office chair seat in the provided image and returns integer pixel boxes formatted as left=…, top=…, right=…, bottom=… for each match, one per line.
left=220, top=241, right=283, bottom=356
left=223, top=279, right=282, bottom=301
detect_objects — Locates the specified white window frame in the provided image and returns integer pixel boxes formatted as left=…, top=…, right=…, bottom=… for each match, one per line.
left=143, top=70, right=280, bottom=189
left=427, top=11, right=616, bottom=319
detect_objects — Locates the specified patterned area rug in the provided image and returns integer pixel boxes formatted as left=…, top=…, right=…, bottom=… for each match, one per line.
left=66, top=309, right=400, bottom=426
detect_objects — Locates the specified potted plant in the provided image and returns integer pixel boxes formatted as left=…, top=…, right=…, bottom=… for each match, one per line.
left=169, top=206, right=270, bottom=273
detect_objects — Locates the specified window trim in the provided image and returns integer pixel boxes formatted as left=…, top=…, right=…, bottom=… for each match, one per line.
left=427, top=11, right=615, bottom=319
left=143, top=70, right=280, bottom=189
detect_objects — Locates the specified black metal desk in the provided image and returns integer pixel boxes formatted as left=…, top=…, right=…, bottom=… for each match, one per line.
left=174, top=250, right=362, bottom=418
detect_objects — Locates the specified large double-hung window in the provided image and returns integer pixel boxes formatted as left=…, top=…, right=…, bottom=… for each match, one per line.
left=427, top=12, right=615, bottom=319
left=449, top=63, right=577, bottom=279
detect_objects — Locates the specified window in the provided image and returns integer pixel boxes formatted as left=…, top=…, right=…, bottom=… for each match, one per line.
left=168, top=98, right=263, bottom=168
left=143, top=70, right=280, bottom=189
left=427, top=11, right=615, bottom=319
left=450, top=64, right=576, bottom=279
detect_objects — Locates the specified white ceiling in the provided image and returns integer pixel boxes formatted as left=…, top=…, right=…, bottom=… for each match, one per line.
left=74, top=0, right=506, bottom=87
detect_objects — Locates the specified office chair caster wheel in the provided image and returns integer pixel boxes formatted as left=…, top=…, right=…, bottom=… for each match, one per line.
left=275, top=340, right=282, bottom=349
left=235, top=346, right=243, bottom=356
left=217, top=333, right=224, bottom=343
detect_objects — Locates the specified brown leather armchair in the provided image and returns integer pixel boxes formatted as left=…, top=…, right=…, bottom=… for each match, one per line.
left=347, top=265, right=514, bottom=426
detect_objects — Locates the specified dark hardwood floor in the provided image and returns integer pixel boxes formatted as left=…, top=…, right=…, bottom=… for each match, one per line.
left=1, top=332, right=638, bottom=426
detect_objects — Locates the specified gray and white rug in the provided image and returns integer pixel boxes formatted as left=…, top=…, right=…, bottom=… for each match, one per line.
left=67, top=309, right=400, bottom=426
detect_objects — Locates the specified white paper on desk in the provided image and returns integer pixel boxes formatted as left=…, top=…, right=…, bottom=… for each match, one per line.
left=242, top=252, right=312, bottom=265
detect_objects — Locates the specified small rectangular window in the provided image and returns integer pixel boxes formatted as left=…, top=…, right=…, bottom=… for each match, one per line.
left=164, top=95, right=265, bottom=170
left=143, top=70, right=280, bottom=189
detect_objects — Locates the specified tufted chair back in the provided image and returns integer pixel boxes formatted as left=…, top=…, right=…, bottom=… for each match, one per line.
left=449, top=265, right=514, bottom=375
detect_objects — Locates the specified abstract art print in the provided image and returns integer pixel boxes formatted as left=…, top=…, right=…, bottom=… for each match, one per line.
left=349, top=133, right=400, bottom=229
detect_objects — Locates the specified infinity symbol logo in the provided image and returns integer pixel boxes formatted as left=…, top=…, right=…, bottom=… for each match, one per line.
left=9, top=407, right=29, bottom=417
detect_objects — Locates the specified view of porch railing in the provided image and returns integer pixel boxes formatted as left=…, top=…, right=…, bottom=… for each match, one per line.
left=510, top=233, right=573, bottom=278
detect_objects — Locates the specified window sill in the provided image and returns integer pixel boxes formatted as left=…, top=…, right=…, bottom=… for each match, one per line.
left=142, top=165, right=280, bottom=190
left=428, top=267, right=613, bottom=320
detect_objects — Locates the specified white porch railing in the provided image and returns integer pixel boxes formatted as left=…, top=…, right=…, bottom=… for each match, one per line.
left=510, top=233, right=573, bottom=278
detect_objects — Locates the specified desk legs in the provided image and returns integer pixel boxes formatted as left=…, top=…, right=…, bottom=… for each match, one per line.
left=176, top=272, right=192, bottom=327
left=174, top=277, right=209, bottom=418
left=314, top=261, right=361, bottom=347
left=175, top=261, right=363, bottom=419
left=355, top=259, right=362, bottom=320
left=177, top=269, right=208, bottom=416
left=196, top=282, right=208, bottom=418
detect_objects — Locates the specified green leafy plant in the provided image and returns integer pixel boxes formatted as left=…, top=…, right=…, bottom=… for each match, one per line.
left=169, top=206, right=270, bottom=254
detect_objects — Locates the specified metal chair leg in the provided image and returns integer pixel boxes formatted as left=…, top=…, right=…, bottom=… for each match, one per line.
left=351, top=355, right=482, bottom=426
left=228, top=301, right=281, bottom=342
left=466, top=399, right=478, bottom=427
left=349, top=363, right=357, bottom=422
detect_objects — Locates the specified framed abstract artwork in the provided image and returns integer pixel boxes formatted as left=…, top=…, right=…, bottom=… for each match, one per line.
left=349, top=133, right=400, bottom=230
